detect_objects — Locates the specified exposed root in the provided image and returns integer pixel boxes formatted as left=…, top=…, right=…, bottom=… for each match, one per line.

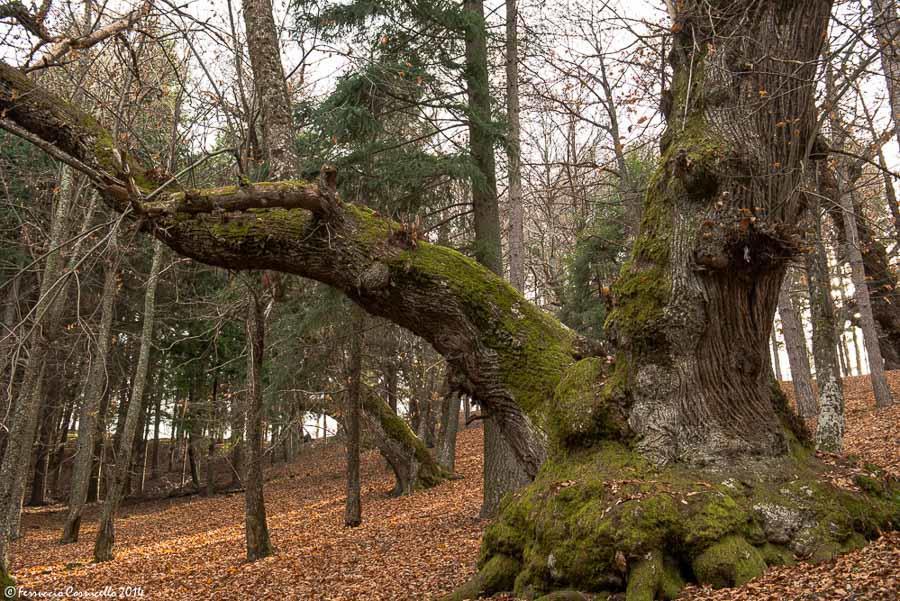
left=443, top=442, right=899, bottom=600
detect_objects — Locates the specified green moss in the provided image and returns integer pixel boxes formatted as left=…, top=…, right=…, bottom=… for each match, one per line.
left=534, top=592, right=592, bottom=601
left=625, top=550, right=662, bottom=601
left=0, top=569, right=15, bottom=600
left=659, top=560, right=685, bottom=600
left=692, top=535, right=766, bottom=588
left=387, top=240, right=576, bottom=420
left=480, top=554, right=520, bottom=595
left=362, top=392, right=448, bottom=489
left=853, top=474, right=886, bottom=497
left=758, top=543, right=795, bottom=566
left=841, top=532, right=867, bottom=553
left=550, top=358, right=624, bottom=448
left=681, top=491, right=750, bottom=550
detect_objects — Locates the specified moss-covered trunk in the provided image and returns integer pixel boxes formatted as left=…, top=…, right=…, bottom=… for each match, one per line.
left=606, top=0, right=833, bottom=465
left=1, top=2, right=898, bottom=595
left=361, top=393, right=449, bottom=496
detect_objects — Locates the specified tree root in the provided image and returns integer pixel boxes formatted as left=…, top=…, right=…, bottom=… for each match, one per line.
left=442, top=442, right=899, bottom=600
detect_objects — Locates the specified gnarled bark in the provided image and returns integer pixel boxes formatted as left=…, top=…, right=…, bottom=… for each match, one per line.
left=2, top=1, right=898, bottom=596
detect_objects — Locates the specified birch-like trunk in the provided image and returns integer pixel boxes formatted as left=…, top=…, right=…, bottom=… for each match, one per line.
left=805, top=189, right=845, bottom=452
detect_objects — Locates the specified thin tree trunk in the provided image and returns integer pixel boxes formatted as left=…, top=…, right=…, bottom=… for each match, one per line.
left=839, top=190, right=894, bottom=407
left=344, top=307, right=363, bottom=527
left=244, top=289, right=274, bottom=560
left=47, top=396, right=75, bottom=498
left=150, top=392, right=161, bottom=480
left=505, top=0, right=525, bottom=293
left=872, top=0, right=900, bottom=149
left=777, top=274, right=817, bottom=418
left=27, top=391, right=59, bottom=506
left=464, top=0, right=533, bottom=517
left=93, top=240, right=164, bottom=562
left=806, top=187, right=845, bottom=452
left=436, top=370, right=462, bottom=473
left=0, top=167, right=76, bottom=575
left=61, top=232, right=120, bottom=541
left=770, top=329, right=783, bottom=381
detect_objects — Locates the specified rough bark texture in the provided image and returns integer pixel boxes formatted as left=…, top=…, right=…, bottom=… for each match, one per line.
left=242, top=0, right=297, bottom=179
left=3, top=2, right=898, bottom=595
left=805, top=191, right=845, bottom=453
left=505, top=0, right=525, bottom=294
left=436, top=371, right=463, bottom=473
left=777, top=273, right=817, bottom=418
left=93, top=240, right=163, bottom=562
left=464, top=0, right=532, bottom=518
left=0, top=168, right=75, bottom=582
left=604, top=0, right=830, bottom=466
left=244, top=292, right=274, bottom=561
left=345, top=307, right=363, bottom=527
left=61, top=228, right=120, bottom=543
left=836, top=189, right=894, bottom=408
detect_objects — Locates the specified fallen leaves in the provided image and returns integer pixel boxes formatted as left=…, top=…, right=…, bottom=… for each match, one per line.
left=10, top=372, right=900, bottom=600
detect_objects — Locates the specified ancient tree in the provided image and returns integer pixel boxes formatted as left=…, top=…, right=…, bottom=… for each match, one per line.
left=0, top=0, right=898, bottom=598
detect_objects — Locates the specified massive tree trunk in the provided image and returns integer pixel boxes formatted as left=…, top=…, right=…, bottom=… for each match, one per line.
left=1, top=0, right=898, bottom=595
left=93, top=240, right=164, bottom=562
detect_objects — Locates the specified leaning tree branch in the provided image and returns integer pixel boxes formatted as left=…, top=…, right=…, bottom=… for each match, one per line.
left=0, top=57, right=572, bottom=479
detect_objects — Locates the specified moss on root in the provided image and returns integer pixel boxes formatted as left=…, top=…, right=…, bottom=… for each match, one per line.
left=692, top=535, right=766, bottom=588
left=446, top=443, right=900, bottom=600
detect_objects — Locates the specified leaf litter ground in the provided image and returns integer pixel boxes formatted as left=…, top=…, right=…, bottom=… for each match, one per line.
left=11, top=373, right=900, bottom=599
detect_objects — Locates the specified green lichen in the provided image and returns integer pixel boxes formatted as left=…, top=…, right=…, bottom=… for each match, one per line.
left=692, top=535, right=766, bottom=588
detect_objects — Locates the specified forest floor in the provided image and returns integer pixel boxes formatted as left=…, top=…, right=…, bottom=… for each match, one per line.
left=10, top=373, right=900, bottom=600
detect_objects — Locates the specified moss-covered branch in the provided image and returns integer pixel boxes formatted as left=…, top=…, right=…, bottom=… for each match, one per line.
left=361, top=392, right=449, bottom=495
left=0, top=58, right=580, bottom=478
